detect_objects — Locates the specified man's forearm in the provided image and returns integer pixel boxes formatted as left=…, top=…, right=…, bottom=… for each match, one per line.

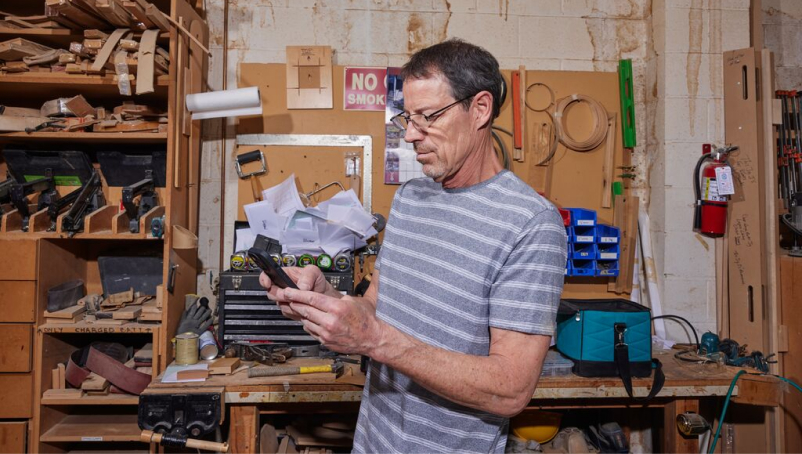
left=367, top=322, right=542, bottom=418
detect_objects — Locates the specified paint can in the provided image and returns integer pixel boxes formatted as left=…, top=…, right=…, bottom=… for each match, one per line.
left=175, top=332, right=199, bottom=365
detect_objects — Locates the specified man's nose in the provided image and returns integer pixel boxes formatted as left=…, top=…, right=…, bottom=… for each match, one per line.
left=403, top=123, right=424, bottom=143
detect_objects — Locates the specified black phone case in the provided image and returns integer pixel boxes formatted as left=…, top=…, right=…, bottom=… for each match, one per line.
left=247, top=248, right=298, bottom=289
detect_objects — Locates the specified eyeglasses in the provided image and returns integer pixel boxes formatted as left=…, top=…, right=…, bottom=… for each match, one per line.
left=391, top=94, right=476, bottom=132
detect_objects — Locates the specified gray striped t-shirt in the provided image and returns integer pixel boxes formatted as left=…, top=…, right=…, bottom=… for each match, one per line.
left=353, top=170, right=567, bottom=453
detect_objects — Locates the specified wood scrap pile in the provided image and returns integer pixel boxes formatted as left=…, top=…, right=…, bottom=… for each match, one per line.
left=0, top=26, right=169, bottom=95
left=43, top=287, right=161, bottom=325
left=1, top=97, right=167, bottom=133
left=0, top=0, right=169, bottom=33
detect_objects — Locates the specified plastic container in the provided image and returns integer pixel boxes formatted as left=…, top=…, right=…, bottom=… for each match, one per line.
left=596, top=224, right=620, bottom=244
left=596, top=243, right=620, bottom=260
left=571, top=226, right=596, bottom=244
left=572, top=242, right=597, bottom=260
left=570, top=259, right=596, bottom=276
left=568, top=208, right=596, bottom=227
left=540, top=350, right=575, bottom=377
left=596, top=260, right=620, bottom=277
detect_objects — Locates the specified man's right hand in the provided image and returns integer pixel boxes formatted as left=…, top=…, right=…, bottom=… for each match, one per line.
left=259, top=266, right=339, bottom=320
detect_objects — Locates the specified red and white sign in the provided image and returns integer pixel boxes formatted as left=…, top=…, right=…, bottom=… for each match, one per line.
left=344, top=67, right=387, bottom=111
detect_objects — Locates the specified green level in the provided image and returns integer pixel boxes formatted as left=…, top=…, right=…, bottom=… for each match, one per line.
left=618, top=59, right=637, bottom=148
left=23, top=175, right=82, bottom=186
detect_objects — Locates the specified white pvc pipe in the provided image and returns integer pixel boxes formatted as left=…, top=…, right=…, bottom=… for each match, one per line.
left=631, top=234, right=642, bottom=304
left=639, top=208, right=667, bottom=339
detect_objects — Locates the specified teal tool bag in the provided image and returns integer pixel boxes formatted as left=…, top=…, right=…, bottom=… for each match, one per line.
left=555, top=298, right=664, bottom=401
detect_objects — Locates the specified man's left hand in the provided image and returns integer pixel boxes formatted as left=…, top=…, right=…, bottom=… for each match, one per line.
left=283, top=288, right=383, bottom=355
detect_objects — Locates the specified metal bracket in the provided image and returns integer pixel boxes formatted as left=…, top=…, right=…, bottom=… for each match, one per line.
left=235, top=134, right=373, bottom=213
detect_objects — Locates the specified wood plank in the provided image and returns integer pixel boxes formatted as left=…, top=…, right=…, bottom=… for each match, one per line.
left=731, top=374, right=782, bottom=407
left=44, top=304, right=86, bottom=319
left=0, top=324, right=32, bottom=372
left=230, top=405, right=259, bottom=454
left=209, top=357, right=240, bottom=375
left=0, top=281, right=36, bottom=322
left=662, top=399, right=699, bottom=454
left=112, top=305, right=142, bottom=320
left=80, top=372, right=109, bottom=391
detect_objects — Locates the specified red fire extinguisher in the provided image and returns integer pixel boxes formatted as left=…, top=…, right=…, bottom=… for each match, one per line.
left=694, top=144, right=738, bottom=237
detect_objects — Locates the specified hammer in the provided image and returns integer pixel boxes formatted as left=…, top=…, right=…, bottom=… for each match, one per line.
left=248, top=360, right=344, bottom=379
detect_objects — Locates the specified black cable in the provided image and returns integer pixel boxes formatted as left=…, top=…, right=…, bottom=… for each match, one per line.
left=652, top=314, right=700, bottom=348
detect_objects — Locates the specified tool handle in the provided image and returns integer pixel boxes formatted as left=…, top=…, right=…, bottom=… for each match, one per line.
left=248, top=366, right=301, bottom=377
left=236, top=150, right=263, bottom=164
left=141, top=430, right=230, bottom=453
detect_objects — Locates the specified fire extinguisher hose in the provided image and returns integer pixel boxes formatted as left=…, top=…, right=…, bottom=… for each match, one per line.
left=693, top=153, right=714, bottom=231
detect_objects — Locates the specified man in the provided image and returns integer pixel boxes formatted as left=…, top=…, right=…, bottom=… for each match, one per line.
left=260, top=39, right=567, bottom=453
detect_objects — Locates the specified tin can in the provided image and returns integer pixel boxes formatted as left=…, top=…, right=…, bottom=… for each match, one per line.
left=199, top=330, right=219, bottom=360
left=175, top=332, right=199, bottom=365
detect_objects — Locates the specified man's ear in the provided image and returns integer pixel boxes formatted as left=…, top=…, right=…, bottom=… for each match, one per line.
left=472, top=90, right=494, bottom=129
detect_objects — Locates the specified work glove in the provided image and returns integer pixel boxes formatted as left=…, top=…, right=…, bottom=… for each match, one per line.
left=176, top=301, right=212, bottom=335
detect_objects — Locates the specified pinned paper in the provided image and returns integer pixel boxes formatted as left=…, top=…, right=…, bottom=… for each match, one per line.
left=185, top=86, right=262, bottom=120
left=244, top=174, right=377, bottom=256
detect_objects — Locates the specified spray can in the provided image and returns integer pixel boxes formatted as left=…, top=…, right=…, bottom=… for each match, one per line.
left=199, top=330, right=219, bottom=360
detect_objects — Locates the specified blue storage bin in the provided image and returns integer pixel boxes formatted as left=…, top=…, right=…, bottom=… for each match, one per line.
left=596, top=243, right=620, bottom=260
left=596, top=260, right=619, bottom=277
left=571, top=226, right=596, bottom=244
left=572, top=243, right=597, bottom=260
left=571, top=259, right=596, bottom=276
left=568, top=208, right=597, bottom=227
left=596, top=224, right=620, bottom=244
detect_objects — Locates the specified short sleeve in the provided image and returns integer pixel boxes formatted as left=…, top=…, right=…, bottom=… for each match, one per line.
left=374, top=181, right=409, bottom=271
left=488, top=207, right=567, bottom=336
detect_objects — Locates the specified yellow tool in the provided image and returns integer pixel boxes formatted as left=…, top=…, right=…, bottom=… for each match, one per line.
left=248, top=360, right=344, bottom=378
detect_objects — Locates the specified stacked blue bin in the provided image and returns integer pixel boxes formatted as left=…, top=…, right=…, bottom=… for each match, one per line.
left=564, top=208, right=620, bottom=277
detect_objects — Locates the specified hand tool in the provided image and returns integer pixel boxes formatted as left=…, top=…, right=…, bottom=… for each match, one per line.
left=59, top=170, right=106, bottom=236
left=10, top=173, right=56, bottom=231
left=235, top=150, right=266, bottom=202
left=247, top=359, right=344, bottom=378
left=122, top=169, right=158, bottom=233
left=224, top=341, right=293, bottom=366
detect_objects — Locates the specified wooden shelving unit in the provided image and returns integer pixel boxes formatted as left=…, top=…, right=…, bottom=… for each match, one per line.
left=0, top=0, right=208, bottom=451
left=0, top=132, right=168, bottom=144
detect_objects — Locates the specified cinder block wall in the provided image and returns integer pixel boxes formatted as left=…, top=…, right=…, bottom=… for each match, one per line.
left=197, top=0, right=757, bottom=343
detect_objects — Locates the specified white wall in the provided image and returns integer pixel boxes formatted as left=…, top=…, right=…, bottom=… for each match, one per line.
left=196, top=0, right=754, bottom=343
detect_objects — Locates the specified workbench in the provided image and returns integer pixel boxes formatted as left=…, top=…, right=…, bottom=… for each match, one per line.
left=144, top=350, right=751, bottom=453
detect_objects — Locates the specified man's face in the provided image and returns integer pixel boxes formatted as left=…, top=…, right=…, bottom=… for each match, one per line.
left=401, top=75, right=475, bottom=183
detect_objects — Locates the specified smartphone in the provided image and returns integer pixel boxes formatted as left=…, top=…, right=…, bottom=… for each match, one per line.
left=248, top=247, right=298, bottom=289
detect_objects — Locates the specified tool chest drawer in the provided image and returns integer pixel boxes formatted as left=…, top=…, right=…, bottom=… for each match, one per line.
left=0, top=240, right=37, bottom=281
left=0, top=374, right=33, bottom=418
left=0, top=324, right=32, bottom=372
left=0, top=421, right=27, bottom=453
left=0, top=281, right=36, bottom=323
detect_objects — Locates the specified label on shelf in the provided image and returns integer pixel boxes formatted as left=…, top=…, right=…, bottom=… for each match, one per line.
left=81, top=437, right=103, bottom=441
left=575, top=235, right=594, bottom=242
left=599, top=237, right=618, bottom=244
left=576, top=220, right=594, bottom=226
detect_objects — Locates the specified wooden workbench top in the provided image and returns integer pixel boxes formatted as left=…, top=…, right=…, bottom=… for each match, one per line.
left=145, top=350, right=742, bottom=403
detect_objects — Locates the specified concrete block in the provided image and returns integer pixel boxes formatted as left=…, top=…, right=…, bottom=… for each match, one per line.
left=447, top=13, right=519, bottom=57
left=662, top=7, right=712, bottom=54
left=707, top=98, right=724, bottom=143
left=664, top=142, right=709, bottom=188
left=764, top=22, right=802, bottom=67
left=664, top=98, right=711, bottom=142
left=663, top=186, right=696, bottom=234
left=663, top=230, right=716, bottom=278
left=560, top=59, right=596, bottom=71
left=200, top=136, right=223, bottom=181
left=312, top=0, right=372, bottom=9
left=720, top=0, right=751, bottom=10
left=366, top=0, right=436, bottom=11
left=476, top=0, right=561, bottom=16
left=336, top=52, right=390, bottom=66
left=720, top=9, right=750, bottom=51
left=652, top=0, right=666, bottom=53
left=499, top=57, right=561, bottom=70
left=363, top=10, right=440, bottom=55
left=649, top=183, right=667, bottom=235
left=230, top=7, right=316, bottom=50
left=197, top=224, right=222, bottom=273
left=663, top=52, right=721, bottom=99
left=661, top=277, right=712, bottom=322
left=310, top=9, right=371, bottom=54
left=518, top=16, right=594, bottom=60
left=776, top=66, right=802, bottom=91
left=433, top=0, right=476, bottom=13
left=206, top=48, right=225, bottom=92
